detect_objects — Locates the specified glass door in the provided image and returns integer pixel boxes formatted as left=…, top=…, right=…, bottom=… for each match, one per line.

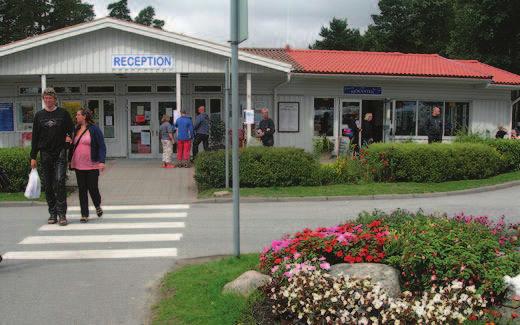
left=157, top=101, right=176, bottom=156
left=340, top=100, right=362, bottom=152
left=194, top=98, right=222, bottom=120
left=129, top=101, right=155, bottom=158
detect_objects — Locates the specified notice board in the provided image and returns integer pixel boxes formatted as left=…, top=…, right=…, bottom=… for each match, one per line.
left=0, top=103, right=14, bottom=131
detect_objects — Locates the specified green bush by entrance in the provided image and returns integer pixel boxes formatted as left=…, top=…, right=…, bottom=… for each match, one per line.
left=194, top=147, right=320, bottom=190
left=0, top=147, right=32, bottom=192
left=365, top=142, right=505, bottom=182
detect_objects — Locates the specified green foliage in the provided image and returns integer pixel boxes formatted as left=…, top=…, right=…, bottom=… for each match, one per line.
left=312, top=136, right=334, bottom=156
left=194, top=147, right=320, bottom=190
left=310, top=17, right=364, bottom=50
left=107, top=0, right=132, bottom=21
left=365, top=142, right=505, bottom=182
left=209, top=115, right=225, bottom=150
left=0, top=147, right=32, bottom=192
left=454, top=135, right=520, bottom=171
left=330, top=157, right=370, bottom=184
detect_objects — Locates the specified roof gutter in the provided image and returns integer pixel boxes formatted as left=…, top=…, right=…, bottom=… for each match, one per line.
left=291, top=73, right=492, bottom=85
left=486, top=84, right=520, bottom=90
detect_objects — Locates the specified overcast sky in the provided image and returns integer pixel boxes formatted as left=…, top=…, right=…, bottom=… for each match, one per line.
left=87, top=0, right=380, bottom=48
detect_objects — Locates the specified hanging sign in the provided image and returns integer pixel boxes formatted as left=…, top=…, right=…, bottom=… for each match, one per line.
left=344, top=86, right=382, bottom=95
left=112, top=55, right=174, bottom=70
left=244, top=109, right=255, bottom=124
left=0, top=103, right=14, bottom=131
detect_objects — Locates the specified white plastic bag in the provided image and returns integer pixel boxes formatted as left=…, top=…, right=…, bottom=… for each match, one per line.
left=24, top=169, right=41, bottom=199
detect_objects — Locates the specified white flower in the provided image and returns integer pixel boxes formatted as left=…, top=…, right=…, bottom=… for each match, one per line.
left=451, top=280, right=463, bottom=290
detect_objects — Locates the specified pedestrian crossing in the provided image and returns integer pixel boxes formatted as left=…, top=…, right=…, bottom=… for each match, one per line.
left=2, top=204, right=188, bottom=260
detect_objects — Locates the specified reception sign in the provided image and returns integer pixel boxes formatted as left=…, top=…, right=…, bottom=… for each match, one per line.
left=112, top=55, right=174, bottom=70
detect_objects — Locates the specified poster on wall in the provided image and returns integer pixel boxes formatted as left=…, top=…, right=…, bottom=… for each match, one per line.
left=277, top=102, right=299, bottom=133
left=21, top=132, right=32, bottom=147
left=0, top=103, right=14, bottom=131
left=244, top=109, right=255, bottom=124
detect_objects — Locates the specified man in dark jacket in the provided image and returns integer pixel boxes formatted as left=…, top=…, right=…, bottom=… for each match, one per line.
left=425, top=106, right=443, bottom=143
left=192, top=105, right=210, bottom=159
left=30, top=88, right=74, bottom=226
left=257, top=108, right=275, bottom=147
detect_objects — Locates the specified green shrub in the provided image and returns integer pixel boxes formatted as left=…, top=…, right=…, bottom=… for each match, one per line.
left=0, top=147, right=32, bottom=192
left=317, top=163, right=336, bottom=185
left=330, top=157, right=371, bottom=184
left=194, top=147, right=320, bottom=190
left=487, top=139, right=520, bottom=171
left=365, top=143, right=505, bottom=182
left=312, top=137, right=334, bottom=156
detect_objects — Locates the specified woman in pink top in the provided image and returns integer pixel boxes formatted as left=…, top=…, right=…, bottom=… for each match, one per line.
left=69, top=108, right=106, bottom=223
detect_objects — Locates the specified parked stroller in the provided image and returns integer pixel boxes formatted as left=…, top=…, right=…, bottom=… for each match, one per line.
left=0, top=167, right=8, bottom=263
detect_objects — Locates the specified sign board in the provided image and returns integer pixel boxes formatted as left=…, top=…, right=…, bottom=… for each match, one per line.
left=277, top=102, right=299, bottom=133
left=112, top=55, right=174, bottom=70
left=244, top=109, right=254, bottom=124
left=238, top=0, right=248, bottom=42
left=0, top=103, right=14, bottom=131
left=344, top=86, right=382, bottom=95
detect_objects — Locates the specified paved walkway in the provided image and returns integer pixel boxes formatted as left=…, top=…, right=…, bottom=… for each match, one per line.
left=68, top=159, right=197, bottom=206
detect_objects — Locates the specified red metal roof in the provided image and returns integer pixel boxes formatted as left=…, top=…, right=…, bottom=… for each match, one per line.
left=242, top=48, right=520, bottom=85
left=454, top=60, right=520, bottom=85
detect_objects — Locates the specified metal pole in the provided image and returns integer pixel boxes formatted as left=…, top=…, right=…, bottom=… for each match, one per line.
left=231, top=0, right=240, bottom=258
left=224, top=60, right=230, bottom=189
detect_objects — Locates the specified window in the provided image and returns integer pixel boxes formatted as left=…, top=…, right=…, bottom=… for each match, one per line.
left=128, top=85, right=152, bottom=93
left=444, top=102, right=470, bottom=136
left=19, top=87, right=41, bottom=95
left=418, top=101, right=443, bottom=136
left=314, top=98, right=334, bottom=136
left=210, top=98, right=222, bottom=120
left=194, top=85, right=222, bottom=93
left=395, top=101, right=417, bottom=136
left=87, top=100, right=101, bottom=124
left=157, top=85, right=176, bottom=92
left=87, top=86, right=115, bottom=93
left=54, top=86, right=81, bottom=94
left=103, top=100, right=115, bottom=138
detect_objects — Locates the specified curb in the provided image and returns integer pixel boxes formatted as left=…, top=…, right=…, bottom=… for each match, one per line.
left=194, top=180, right=520, bottom=204
left=0, top=200, right=48, bottom=208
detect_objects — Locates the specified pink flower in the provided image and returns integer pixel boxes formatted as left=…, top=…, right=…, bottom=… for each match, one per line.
left=320, top=262, right=331, bottom=270
left=294, top=252, right=302, bottom=259
left=271, top=265, right=279, bottom=273
left=431, top=275, right=437, bottom=281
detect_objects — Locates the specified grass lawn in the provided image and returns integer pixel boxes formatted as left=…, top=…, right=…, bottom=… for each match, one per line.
left=152, top=254, right=261, bottom=325
left=199, top=170, right=520, bottom=199
left=0, top=192, right=46, bottom=202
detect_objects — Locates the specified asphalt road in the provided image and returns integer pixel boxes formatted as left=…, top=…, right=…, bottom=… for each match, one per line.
left=1, top=186, right=519, bottom=324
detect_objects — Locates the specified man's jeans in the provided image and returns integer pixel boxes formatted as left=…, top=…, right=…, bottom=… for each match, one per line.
left=41, top=149, right=68, bottom=216
left=193, top=134, right=209, bottom=159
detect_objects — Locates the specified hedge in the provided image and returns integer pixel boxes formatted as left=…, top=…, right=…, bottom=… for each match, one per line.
left=0, top=147, right=32, bottom=192
left=364, top=142, right=505, bottom=183
left=194, top=147, right=320, bottom=190
left=454, top=136, right=520, bottom=171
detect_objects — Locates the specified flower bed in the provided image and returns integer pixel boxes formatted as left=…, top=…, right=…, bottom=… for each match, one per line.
left=257, top=210, right=520, bottom=324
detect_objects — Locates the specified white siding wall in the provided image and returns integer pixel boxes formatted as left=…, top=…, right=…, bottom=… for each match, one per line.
left=471, top=100, right=512, bottom=135
left=0, top=28, right=274, bottom=75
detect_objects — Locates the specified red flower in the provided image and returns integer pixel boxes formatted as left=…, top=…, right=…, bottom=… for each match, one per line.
left=336, top=251, right=344, bottom=257
left=274, top=258, right=282, bottom=264
left=512, top=313, right=518, bottom=319
left=368, top=220, right=382, bottom=228
left=325, top=246, right=333, bottom=253
left=355, top=256, right=362, bottom=263
left=366, top=255, right=374, bottom=262
left=467, top=315, right=478, bottom=321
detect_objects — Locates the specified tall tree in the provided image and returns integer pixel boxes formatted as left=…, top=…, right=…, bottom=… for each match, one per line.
left=448, top=0, right=520, bottom=73
left=46, top=0, right=94, bottom=32
left=310, top=17, right=364, bottom=51
left=366, top=0, right=454, bottom=54
left=134, top=6, right=164, bottom=29
left=107, top=0, right=131, bottom=21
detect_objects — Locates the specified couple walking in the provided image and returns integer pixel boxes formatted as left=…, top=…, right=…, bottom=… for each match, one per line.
left=30, top=88, right=106, bottom=226
left=160, top=106, right=210, bottom=168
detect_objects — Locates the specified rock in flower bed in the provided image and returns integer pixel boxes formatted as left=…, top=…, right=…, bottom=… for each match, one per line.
left=256, top=210, right=520, bottom=324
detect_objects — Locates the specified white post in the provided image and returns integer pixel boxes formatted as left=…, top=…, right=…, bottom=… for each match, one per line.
left=176, top=73, right=181, bottom=112
left=41, top=74, right=47, bottom=109
left=246, top=73, right=252, bottom=145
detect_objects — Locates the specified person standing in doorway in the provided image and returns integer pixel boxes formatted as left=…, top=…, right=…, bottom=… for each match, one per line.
left=256, top=108, right=275, bottom=147
left=361, top=112, right=375, bottom=146
left=160, top=114, right=174, bottom=168
left=175, top=110, right=194, bottom=167
left=69, top=108, right=106, bottom=223
left=30, top=87, right=74, bottom=226
left=192, top=105, right=210, bottom=160
left=425, top=106, right=443, bottom=143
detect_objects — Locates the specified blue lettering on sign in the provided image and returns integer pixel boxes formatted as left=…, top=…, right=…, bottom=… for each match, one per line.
left=344, top=86, right=382, bottom=95
left=112, top=55, right=174, bottom=69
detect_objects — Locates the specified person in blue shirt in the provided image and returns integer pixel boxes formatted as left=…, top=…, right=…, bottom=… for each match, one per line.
left=174, top=110, right=194, bottom=167
left=192, top=105, right=210, bottom=160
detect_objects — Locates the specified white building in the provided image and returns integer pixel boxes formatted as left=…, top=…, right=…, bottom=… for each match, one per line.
left=1, top=17, right=519, bottom=158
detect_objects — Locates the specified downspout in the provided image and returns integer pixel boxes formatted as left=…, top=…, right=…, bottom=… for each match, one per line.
left=272, top=72, right=292, bottom=146
left=511, top=94, right=520, bottom=133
